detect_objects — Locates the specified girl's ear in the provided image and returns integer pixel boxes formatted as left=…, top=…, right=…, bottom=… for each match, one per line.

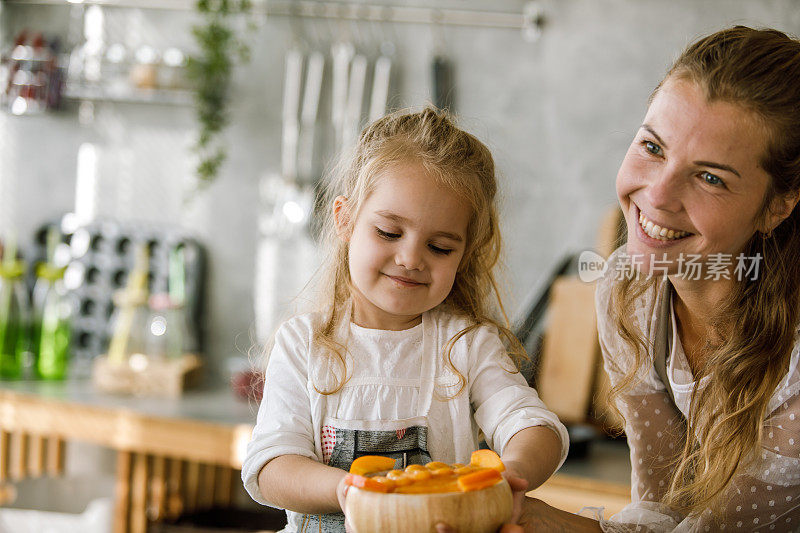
left=333, top=195, right=352, bottom=241
left=763, top=188, right=800, bottom=234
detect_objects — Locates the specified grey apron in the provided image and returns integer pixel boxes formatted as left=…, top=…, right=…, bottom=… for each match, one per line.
left=291, top=312, right=438, bottom=533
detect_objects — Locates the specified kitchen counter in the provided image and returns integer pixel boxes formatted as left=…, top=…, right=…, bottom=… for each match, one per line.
left=0, top=379, right=633, bottom=530
left=0, top=379, right=256, bottom=429
left=0, top=380, right=258, bottom=533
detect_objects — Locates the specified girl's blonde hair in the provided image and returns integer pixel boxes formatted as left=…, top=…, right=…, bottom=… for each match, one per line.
left=610, top=26, right=800, bottom=517
left=311, top=107, right=525, bottom=394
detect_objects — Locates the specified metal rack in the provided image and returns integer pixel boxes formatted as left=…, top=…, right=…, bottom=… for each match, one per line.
left=268, top=1, right=540, bottom=31
left=5, top=0, right=545, bottom=36
left=62, top=84, right=194, bottom=106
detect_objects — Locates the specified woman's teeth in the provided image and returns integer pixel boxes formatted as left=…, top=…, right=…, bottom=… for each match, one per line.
left=638, top=212, right=691, bottom=241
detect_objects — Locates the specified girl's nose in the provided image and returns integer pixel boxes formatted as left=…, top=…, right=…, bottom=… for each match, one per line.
left=644, top=165, right=684, bottom=214
left=395, top=242, right=425, bottom=271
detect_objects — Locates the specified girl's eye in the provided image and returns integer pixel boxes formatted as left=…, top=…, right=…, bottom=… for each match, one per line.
left=376, top=227, right=453, bottom=255
left=643, top=140, right=663, bottom=156
left=701, top=171, right=724, bottom=187
left=376, top=228, right=400, bottom=240
left=428, top=244, right=452, bottom=255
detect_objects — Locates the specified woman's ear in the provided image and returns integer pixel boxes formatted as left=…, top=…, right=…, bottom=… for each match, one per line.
left=764, top=188, right=800, bottom=234
left=333, top=196, right=352, bottom=241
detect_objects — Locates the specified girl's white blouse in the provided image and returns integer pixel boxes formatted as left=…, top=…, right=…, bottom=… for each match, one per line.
left=331, top=321, right=424, bottom=421
left=594, top=249, right=800, bottom=532
left=241, top=307, right=569, bottom=508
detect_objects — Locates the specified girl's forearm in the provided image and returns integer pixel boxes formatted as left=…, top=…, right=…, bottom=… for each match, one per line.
left=257, top=454, right=346, bottom=514
left=501, top=426, right=563, bottom=490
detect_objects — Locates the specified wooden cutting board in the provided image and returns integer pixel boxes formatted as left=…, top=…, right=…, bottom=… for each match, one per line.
left=537, top=277, right=600, bottom=424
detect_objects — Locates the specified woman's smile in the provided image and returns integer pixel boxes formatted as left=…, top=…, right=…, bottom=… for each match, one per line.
left=636, top=206, right=692, bottom=241
left=632, top=203, right=694, bottom=250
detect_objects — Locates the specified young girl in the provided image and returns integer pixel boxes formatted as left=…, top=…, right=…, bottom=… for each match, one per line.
left=241, top=108, right=568, bottom=532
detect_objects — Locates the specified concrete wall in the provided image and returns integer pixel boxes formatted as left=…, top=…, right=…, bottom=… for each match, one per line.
left=4, top=1, right=800, bottom=381
left=2, top=0, right=800, bottom=514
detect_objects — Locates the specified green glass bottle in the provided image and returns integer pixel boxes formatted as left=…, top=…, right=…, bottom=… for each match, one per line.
left=32, top=263, right=71, bottom=380
left=0, top=259, right=29, bottom=380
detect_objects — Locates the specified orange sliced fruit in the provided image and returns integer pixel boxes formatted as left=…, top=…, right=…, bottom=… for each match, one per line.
left=394, top=478, right=460, bottom=493
left=386, top=469, right=406, bottom=480
left=349, top=455, right=397, bottom=476
left=457, top=468, right=502, bottom=492
left=469, top=449, right=505, bottom=472
left=408, top=469, right=433, bottom=481
left=344, top=473, right=394, bottom=493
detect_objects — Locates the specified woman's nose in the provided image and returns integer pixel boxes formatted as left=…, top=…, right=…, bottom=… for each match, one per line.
left=395, top=242, right=425, bottom=271
left=644, top=165, right=684, bottom=213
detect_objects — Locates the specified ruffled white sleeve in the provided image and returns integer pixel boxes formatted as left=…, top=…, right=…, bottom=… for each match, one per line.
left=241, top=317, right=318, bottom=507
left=468, top=324, right=570, bottom=468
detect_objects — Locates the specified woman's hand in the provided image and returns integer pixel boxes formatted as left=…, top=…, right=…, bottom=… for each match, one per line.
left=435, top=497, right=562, bottom=533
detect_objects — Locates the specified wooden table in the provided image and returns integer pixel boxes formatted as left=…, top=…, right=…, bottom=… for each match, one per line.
left=0, top=380, right=256, bottom=533
left=534, top=438, right=632, bottom=515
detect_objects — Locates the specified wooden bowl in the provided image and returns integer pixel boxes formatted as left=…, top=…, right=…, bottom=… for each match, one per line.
left=345, top=478, right=513, bottom=533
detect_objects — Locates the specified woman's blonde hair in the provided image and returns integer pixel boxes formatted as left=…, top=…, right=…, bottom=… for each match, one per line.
left=610, top=26, right=800, bottom=516
left=310, top=107, right=525, bottom=394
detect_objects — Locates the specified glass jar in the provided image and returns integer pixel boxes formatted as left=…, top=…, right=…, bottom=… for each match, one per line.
left=31, top=263, right=72, bottom=380
left=107, top=288, right=150, bottom=366
left=0, top=260, right=30, bottom=379
left=146, top=293, right=194, bottom=360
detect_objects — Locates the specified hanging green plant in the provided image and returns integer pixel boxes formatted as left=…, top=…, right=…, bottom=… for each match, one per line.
left=186, top=0, right=253, bottom=188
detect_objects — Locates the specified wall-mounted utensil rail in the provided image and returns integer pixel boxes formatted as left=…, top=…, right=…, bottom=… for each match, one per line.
left=6, top=0, right=543, bottom=35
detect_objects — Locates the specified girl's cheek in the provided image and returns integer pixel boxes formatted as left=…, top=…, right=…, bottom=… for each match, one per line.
left=448, top=257, right=463, bottom=279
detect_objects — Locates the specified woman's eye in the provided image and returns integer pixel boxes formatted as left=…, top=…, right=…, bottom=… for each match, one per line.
left=376, top=228, right=400, bottom=239
left=428, top=244, right=453, bottom=255
left=701, top=171, right=724, bottom=187
left=643, top=140, right=663, bottom=156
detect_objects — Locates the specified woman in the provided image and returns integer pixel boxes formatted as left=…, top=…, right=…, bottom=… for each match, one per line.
left=443, top=25, right=800, bottom=532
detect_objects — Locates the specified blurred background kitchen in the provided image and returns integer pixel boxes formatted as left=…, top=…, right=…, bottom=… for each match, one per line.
left=0, top=1, right=798, bottom=532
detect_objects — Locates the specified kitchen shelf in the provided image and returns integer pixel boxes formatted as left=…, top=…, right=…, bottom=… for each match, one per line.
left=63, top=83, right=194, bottom=106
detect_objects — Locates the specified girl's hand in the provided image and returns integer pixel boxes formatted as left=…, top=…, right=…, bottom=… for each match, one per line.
left=335, top=475, right=354, bottom=532
left=503, top=467, right=530, bottom=525
left=434, top=469, right=529, bottom=533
